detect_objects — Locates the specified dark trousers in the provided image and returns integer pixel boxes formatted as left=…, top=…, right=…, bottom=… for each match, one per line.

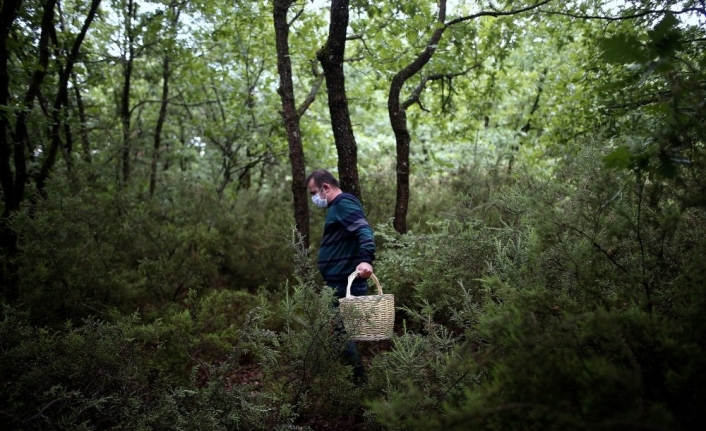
left=329, top=281, right=367, bottom=383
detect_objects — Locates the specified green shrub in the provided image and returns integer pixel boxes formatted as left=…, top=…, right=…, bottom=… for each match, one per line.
left=9, top=175, right=295, bottom=326
left=368, top=140, right=706, bottom=430
left=0, top=297, right=288, bottom=431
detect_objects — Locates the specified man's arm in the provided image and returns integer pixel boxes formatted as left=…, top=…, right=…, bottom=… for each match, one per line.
left=338, top=196, right=376, bottom=278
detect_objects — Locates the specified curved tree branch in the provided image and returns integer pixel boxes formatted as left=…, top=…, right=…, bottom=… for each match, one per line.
left=401, top=68, right=477, bottom=111
left=445, top=0, right=553, bottom=27
left=388, top=0, right=553, bottom=234
left=539, top=6, right=704, bottom=22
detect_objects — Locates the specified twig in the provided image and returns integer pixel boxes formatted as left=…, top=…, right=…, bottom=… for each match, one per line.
left=556, top=222, right=630, bottom=275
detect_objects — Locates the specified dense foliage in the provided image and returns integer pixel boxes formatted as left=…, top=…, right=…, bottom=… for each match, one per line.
left=1, top=0, right=705, bottom=430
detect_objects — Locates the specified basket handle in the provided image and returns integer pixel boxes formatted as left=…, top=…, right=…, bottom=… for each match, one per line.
left=346, top=270, right=382, bottom=298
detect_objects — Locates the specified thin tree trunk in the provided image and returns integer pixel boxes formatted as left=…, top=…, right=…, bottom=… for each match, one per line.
left=316, top=0, right=361, bottom=200
left=150, top=54, right=169, bottom=199
left=388, top=1, right=447, bottom=234
left=55, top=1, right=74, bottom=176
left=509, top=67, right=547, bottom=175
left=121, top=0, right=135, bottom=185
left=150, top=6, right=181, bottom=199
left=0, top=0, right=24, bottom=303
left=13, top=0, right=56, bottom=207
left=274, top=0, right=310, bottom=248
left=37, top=0, right=101, bottom=193
left=386, top=0, right=550, bottom=233
left=71, top=72, right=91, bottom=163
left=61, top=94, right=75, bottom=175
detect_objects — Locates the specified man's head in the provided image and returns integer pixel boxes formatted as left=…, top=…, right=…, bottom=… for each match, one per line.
left=306, top=169, right=341, bottom=207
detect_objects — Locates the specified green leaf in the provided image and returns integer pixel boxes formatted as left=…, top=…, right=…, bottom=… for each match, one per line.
left=600, top=34, right=647, bottom=64
left=603, top=147, right=632, bottom=169
left=647, top=13, right=683, bottom=57
left=649, top=12, right=678, bottom=42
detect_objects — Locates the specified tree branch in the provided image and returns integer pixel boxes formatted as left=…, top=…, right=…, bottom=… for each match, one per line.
left=401, top=68, right=476, bottom=111
left=445, top=0, right=553, bottom=27
left=287, top=5, right=305, bottom=27
left=540, top=6, right=704, bottom=22
left=557, top=222, right=631, bottom=275
left=296, top=64, right=324, bottom=118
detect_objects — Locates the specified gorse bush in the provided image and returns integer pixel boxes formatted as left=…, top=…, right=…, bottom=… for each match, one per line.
left=0, top=304, right=254, bottom=430
left=0, top=231, right=375, bottom=430
left=2, top=142, right=705, bottom=429
left=9, top=175, right=296, bottom=325
left=367, top=138, right=706, bottom=430
left=264, top=231, right=375, bottom=428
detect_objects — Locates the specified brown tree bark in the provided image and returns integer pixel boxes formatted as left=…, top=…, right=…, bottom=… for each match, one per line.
left=316, top=0, right=361, bottom=200
left=274, top=1, right=310, bottom=248
left=388, top=1, right=447, bottom=234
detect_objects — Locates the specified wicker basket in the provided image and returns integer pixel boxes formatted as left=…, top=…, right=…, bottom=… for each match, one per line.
left=338, top=271, right=395, bottom=341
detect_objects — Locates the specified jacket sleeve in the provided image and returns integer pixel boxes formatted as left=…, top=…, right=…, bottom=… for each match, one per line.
left=337, top=196, right=376, bottom=264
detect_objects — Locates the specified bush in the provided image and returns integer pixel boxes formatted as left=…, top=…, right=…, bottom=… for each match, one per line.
left=0, top=296, right=288, bottom=431
left=368, top=140, right=706, bottom=430
left=9, top=176, right=296, bottom=326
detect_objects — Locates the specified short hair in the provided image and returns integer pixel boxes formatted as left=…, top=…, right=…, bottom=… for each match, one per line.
left=306, top=169, right=340, bottom=189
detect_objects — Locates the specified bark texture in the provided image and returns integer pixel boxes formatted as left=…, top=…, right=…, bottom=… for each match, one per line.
left=388, top=1, right=447, bottom=234
left=316, top=0, right=361, bottom=200
left=274, top=0, right=310, bottom=247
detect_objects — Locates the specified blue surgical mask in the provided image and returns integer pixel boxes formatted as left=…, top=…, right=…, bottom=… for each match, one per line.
left=311, top=187, right=328, bottom=208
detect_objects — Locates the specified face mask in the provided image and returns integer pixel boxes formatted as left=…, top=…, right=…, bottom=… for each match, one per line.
left=311, top=187, right=328, bottom=208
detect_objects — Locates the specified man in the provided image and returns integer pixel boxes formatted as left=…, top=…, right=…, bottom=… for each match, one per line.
left=306, top=169, right=374, bottom=383
left=306, top=169, right=375, bottom=298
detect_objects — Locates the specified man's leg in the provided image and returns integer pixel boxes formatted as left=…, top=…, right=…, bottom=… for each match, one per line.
left=331, top=281, right=368, bottom=384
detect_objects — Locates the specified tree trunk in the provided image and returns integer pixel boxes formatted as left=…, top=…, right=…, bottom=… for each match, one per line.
left=0, top=0, right=23, bottom=303
left=150, top=6, right=181, bottom=199
left=37, top=0, right=101, bottom=194
left=13, top=0, right=55, bottom=207
left=0, top=0, right=23, bottom=217
left=150, top=53, right=169, bottom=199
left=121, top=0, right=135, bottom=185
left=274, top=0, right=310, bottom=248
left=388, top=1, right=447, bottom=234
left=316, top=0, right=361, bottom=200
left=386, top=0, right=550, bottom=233
left=1, top=0, right=99, bottom=301
left=72, top=72, right=91, bottom=163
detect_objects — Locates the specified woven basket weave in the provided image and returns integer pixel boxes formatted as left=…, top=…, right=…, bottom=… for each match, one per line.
left=338, top=271, right=395, bottom=341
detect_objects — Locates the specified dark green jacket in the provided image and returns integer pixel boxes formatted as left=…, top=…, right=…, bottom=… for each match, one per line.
left=317, top=193, right=375, bottom=287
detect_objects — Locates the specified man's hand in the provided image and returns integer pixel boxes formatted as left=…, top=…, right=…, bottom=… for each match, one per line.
left=356, top=262, right=373, bottom=278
